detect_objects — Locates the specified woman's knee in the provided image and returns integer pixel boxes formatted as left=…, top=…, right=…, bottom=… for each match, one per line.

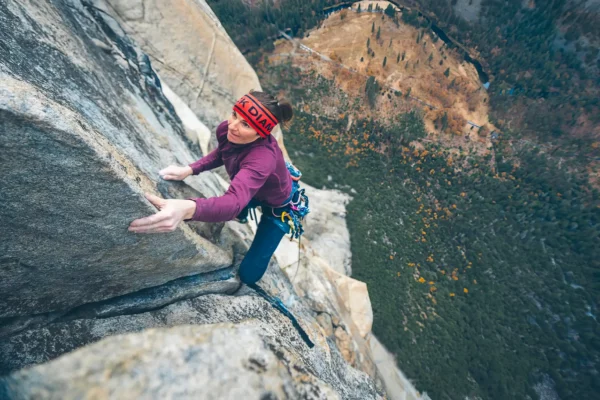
left=238, top=260, right=266, bottom=285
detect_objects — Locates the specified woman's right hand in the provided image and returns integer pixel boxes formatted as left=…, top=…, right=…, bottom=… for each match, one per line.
left=159, top=165, right=193, bottom=181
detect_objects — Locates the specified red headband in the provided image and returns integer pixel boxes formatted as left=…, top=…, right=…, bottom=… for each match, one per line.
left=233, top=93, right=279, bottom=138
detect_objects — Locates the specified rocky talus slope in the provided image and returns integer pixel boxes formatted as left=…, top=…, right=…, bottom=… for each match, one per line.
left=0, top=0, right=388, bottom=398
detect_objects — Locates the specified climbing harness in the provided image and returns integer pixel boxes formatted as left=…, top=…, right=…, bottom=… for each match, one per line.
left=269, top=189, right=309, bottom=240
left=248, top=282, right=314, bottom=348
left=239, top=162, right=310, bottom=241
left=268, top=162, right=310, bottom=240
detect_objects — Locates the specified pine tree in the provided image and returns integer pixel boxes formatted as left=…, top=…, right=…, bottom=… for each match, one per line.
left=397, top=54, right=400, bottom=63
left=402, top=50, right=406, bottom=60
left=357, top=4, right=361, bottom=12
left=372, top=22, right=375, bottom=33
left=376, top=26, right=381, bottom=40
left=405, top=61, right=409, bottom=69
left=389, top=38, right=393, bottom=47
left=444, top=68, right=450, bottom=77
left=367, top=38, right=370, bottom=48
left=385, top=4, right=396, bottom=18
left=383, top=56, right=387, bottom=67
left=428, top=53, right=433, bottom=64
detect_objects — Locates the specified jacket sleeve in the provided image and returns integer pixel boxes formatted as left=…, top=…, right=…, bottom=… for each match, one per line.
left=188, top=147, right=223, bottom=175
left=188, top=150, right=275, bottom=222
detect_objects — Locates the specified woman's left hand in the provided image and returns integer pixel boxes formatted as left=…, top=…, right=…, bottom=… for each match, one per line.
left=128, top=193, right=196, bottom=233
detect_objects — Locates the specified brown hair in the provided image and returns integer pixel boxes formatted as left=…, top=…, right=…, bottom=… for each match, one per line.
left=249, top=90, right=293, bottom=128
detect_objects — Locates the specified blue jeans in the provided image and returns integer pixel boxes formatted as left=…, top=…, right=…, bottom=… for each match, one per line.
left=236, top=183, right=300, bottom=285
left=237, top=211, right=290, bottom=284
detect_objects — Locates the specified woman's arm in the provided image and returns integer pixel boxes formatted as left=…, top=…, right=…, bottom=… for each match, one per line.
left=162, top=122, right=228, bottom=180
left=189, top=153, right=275, bottom=222
left=188, top=147, right=224, bottom=175
left=129, top=142, right=274, bottom=232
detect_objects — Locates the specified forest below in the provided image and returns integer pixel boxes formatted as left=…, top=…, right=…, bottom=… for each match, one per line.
left=263, top=61, right=599, bottom=399
left=207, top=1, right=600, bottom=398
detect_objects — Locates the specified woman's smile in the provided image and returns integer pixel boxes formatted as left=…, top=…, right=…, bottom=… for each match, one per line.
left=227, top=129, right=240, bottom=142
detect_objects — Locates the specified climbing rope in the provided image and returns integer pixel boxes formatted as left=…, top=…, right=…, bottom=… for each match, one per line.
left=249, top=282, right=314, bottom=348
left=291, top=234, right=302, bottom=284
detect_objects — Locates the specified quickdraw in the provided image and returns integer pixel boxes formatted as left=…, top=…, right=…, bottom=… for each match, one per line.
left=272, top=189, right=309, bottom=240
left=266, top=163, right=310, bottom=241
left=281, top=211, right=295, bottom=232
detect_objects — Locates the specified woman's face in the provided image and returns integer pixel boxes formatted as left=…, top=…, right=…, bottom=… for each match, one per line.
left=227, top=110, right=261, bottom=144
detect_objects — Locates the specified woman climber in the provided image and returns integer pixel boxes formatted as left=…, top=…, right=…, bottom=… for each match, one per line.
left=128, top=91, right=309, bottom=285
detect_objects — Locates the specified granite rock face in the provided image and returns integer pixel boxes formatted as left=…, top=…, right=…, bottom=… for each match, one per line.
left=104, top=0, right=290, bottom=158
left=0, top=295, right=381, bottom=399
left=0, top=0, right=241, bottom=320
left=104, top=0, right=260, bottom=130
left=2, top=323, right=322, bottom=400
left=0, top=1, right=384, bottom=398
left=300, top=184, right=353, bottom=275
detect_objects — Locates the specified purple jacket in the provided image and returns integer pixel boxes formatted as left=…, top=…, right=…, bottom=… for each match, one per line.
left=187, top=120, right=292, bottom=222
